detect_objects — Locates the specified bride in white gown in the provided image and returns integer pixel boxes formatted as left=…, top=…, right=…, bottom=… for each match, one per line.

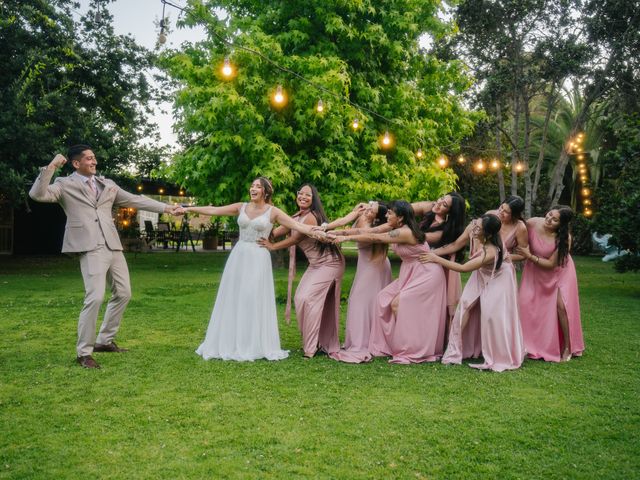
left=183, top=177, right=323, bottom=361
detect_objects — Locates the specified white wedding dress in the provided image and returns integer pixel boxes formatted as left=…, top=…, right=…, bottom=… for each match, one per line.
left=195, top=204, right=289, bottom=361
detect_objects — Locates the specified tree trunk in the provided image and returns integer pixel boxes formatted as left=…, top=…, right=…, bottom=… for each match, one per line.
left=522, top=92, right=533, bottom=218
left=495, top=103, right=506, bottom=202
left=533, top=86, right=556, bottom=209
left=510, top=90, right=521, bottom=196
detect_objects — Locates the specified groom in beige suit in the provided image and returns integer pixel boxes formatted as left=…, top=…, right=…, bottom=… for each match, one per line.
left=30, top=145, right=181, bottom=369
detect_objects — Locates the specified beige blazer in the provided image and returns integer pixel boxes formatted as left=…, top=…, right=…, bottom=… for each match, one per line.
left=29, top=168, right=168, bottom=253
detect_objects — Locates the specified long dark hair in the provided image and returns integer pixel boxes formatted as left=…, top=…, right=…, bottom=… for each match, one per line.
left=552, top=205, right=573, bottom=267
left=503, top=195, right=525, bottom=222
left=390, top=200, right=425, bottom=244
left=419, top=191, right=466, bottom=248
left=298, top=183, right=341, bottom=258
left=369, top=201, right=389, bottom=260
left=481, top=213, right=503, bottom=270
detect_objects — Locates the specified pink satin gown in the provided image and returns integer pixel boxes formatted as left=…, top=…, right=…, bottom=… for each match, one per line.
left=294, top=235, right=345, bottom=357
left=330, top=243, right=392, bottom=363
left=442, top=246, right=525, bottom=372
left=369, top=242, right=447, bottom=364
left=518, top=228, right=584, bottom=361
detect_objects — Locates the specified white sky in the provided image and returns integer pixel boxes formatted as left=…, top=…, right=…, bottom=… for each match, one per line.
left=76, top=0, right=206, bottom=148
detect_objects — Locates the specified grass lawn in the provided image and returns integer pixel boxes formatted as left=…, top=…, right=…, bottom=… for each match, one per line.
left=1, top=251, right=639, bottom=479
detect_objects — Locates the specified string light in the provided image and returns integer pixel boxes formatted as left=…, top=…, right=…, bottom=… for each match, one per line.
left=584, top=208, right=592, bottom=217
left=137, top=185, right=143, bottom=191
left=416, top=148, right=424, bottom=159
left=514, top=162, right=524, bottom=172
left=458, top=155, right=465, bottom=164
left=437, top=155, right=448, bottom=168
left=582, top=188, right=590, bottom=196
left=474, top=160, right=485, bottom=172
left=271, top=84, right=287, bottom=108
left=316, top=99, right=324, bottom=113
left=584, top=199, right=592, bottom=205
left=158, top=188, right=165, bottom=194
left=351, top=118, right=359, bottom=130
left=221, top=57, right=235, bottom=79
left=158, top=1, right=168, bottom=44
left=380, top=131, right=394, bottom=150
left=490, top=159, right=500, bottom=170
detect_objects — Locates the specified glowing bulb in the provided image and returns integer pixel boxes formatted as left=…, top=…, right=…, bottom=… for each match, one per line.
left=382, top=132, right=391, bottom=146
left=221, top=57, right=233, bottom=78
left=316, top=99, right=324, bottom=113
left=580, top=175, right=587, bottom=181
left=515, top=163, right=524, bottom=172
left=159, top=188, right=165, bottom=194
left=578, top=154, right=585, bottom=160
left=475, top=160, right=485, bottom=172
left=416, top=148, right=424, bottom=159
left=584, top=199, right=592, bottom=205
left=582, top=188, right=590, bottom=196
left=352, top=118, right=359, bottom=130
left=274, top=85, right=284, bottom=104
left=584, top=208, right=592, bottom=217
left=438, top=156, right=448, bottom=168
left=458, top=155, right=465, bottom=164
left=576, top=147, right=583, bottom=153
left=136, top=185, right=143, bottom=191
left=490, top=159, right=500, bottom=170
left=179, top=190, right=185, bottom=196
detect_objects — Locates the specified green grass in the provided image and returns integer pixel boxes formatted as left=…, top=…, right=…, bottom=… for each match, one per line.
left=1, top=252, right=638, bottom=479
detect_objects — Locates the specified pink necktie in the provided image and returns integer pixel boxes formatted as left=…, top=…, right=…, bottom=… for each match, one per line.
left=89, top=177, right=98, bottom=199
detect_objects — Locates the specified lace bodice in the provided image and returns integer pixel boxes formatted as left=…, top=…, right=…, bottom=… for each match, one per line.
left=237, top=203, right=273, bottom=243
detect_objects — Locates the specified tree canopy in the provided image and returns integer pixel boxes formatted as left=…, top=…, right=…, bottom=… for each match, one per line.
left=0, top=0, right=165, bottom=208
left=161, top=0, right=477, bottom=213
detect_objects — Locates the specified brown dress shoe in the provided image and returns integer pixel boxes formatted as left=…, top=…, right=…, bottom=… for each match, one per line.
left=93, top=342, right=129, bottom=353
left=77, top=355, right=101, bottom=369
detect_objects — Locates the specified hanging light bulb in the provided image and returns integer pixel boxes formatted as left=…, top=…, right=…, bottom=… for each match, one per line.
left=351, top=117, right=359, bottom=130
left=416, top=148, right=424, bottom=159
left=158, top=16, right=167, bottom=45
left=270, top=85, right=287, bottom=108
left=382, top=131, right=391, bottom=146
left=316, top=99, right=324, bottom=113
left=379, top=131, right=394, bottom=150
left=221, top=57, right=234, bottom=78
left=584, top=208, right=593, bottom=217
left=584, top=199, right=592, bottom=206
left=582, top=188, right=590, bottom=196
left=515, top=162, right=524, bottom=172
left=475, top=160, right=485, bottom=172
left=438, top=156, right=448, bottom=168
left=490, top=159, right=500, bottom=170
left=458, top=155, right=465, bottom=164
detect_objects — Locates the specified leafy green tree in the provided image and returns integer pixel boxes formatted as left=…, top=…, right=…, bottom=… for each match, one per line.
left=0, top=0, right=165, bottom=207
left=161, top=0, right=477, bottom=214
left=593, top=115, right=640, bottom=271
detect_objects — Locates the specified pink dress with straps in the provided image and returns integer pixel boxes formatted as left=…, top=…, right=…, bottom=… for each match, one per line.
left=518, top=228, right=584, bottom=361
left=369, top=242, right=447, bottom=364
left=442, top=244, right=525, bottom=372
left=330, top=243, right=392, bottom=363
left=290, top=215, right=345, bottom=357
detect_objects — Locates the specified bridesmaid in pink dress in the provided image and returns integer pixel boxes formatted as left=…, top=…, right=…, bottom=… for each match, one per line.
left=516, top=206, right=584, bottom=362
left=423, top=214, right=525, bottom=372
left=259, top=184, right=344, bottom=358
left=321, top=201, right=393, bottom=363
left=333, top=201, right=448, bottom=364
left=336, top=192, right=467, bottom=331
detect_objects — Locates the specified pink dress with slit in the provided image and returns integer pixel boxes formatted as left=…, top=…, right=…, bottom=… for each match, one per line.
left=294, top=234, right=345, bottom=357
left=518, top=228, right=584, bottom=361
left=369, top=242, right=447, bottom=364
left=330, top=243, right=392, bottom=363
left=442, top=245, right=525, bottom=372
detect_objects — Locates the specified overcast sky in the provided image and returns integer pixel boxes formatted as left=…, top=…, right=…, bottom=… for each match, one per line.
left=76, top=0, right=206, bottom=148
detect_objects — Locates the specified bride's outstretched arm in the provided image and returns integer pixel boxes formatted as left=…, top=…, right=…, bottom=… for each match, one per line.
left=184, top=203, right=242, bottom=217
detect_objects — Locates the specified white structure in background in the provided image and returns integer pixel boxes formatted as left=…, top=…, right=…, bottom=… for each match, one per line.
left=592, top=233, right=629, bottom=262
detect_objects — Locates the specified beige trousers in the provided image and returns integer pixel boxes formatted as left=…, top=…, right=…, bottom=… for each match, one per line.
left=77, top=246, right=131, bottom=356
